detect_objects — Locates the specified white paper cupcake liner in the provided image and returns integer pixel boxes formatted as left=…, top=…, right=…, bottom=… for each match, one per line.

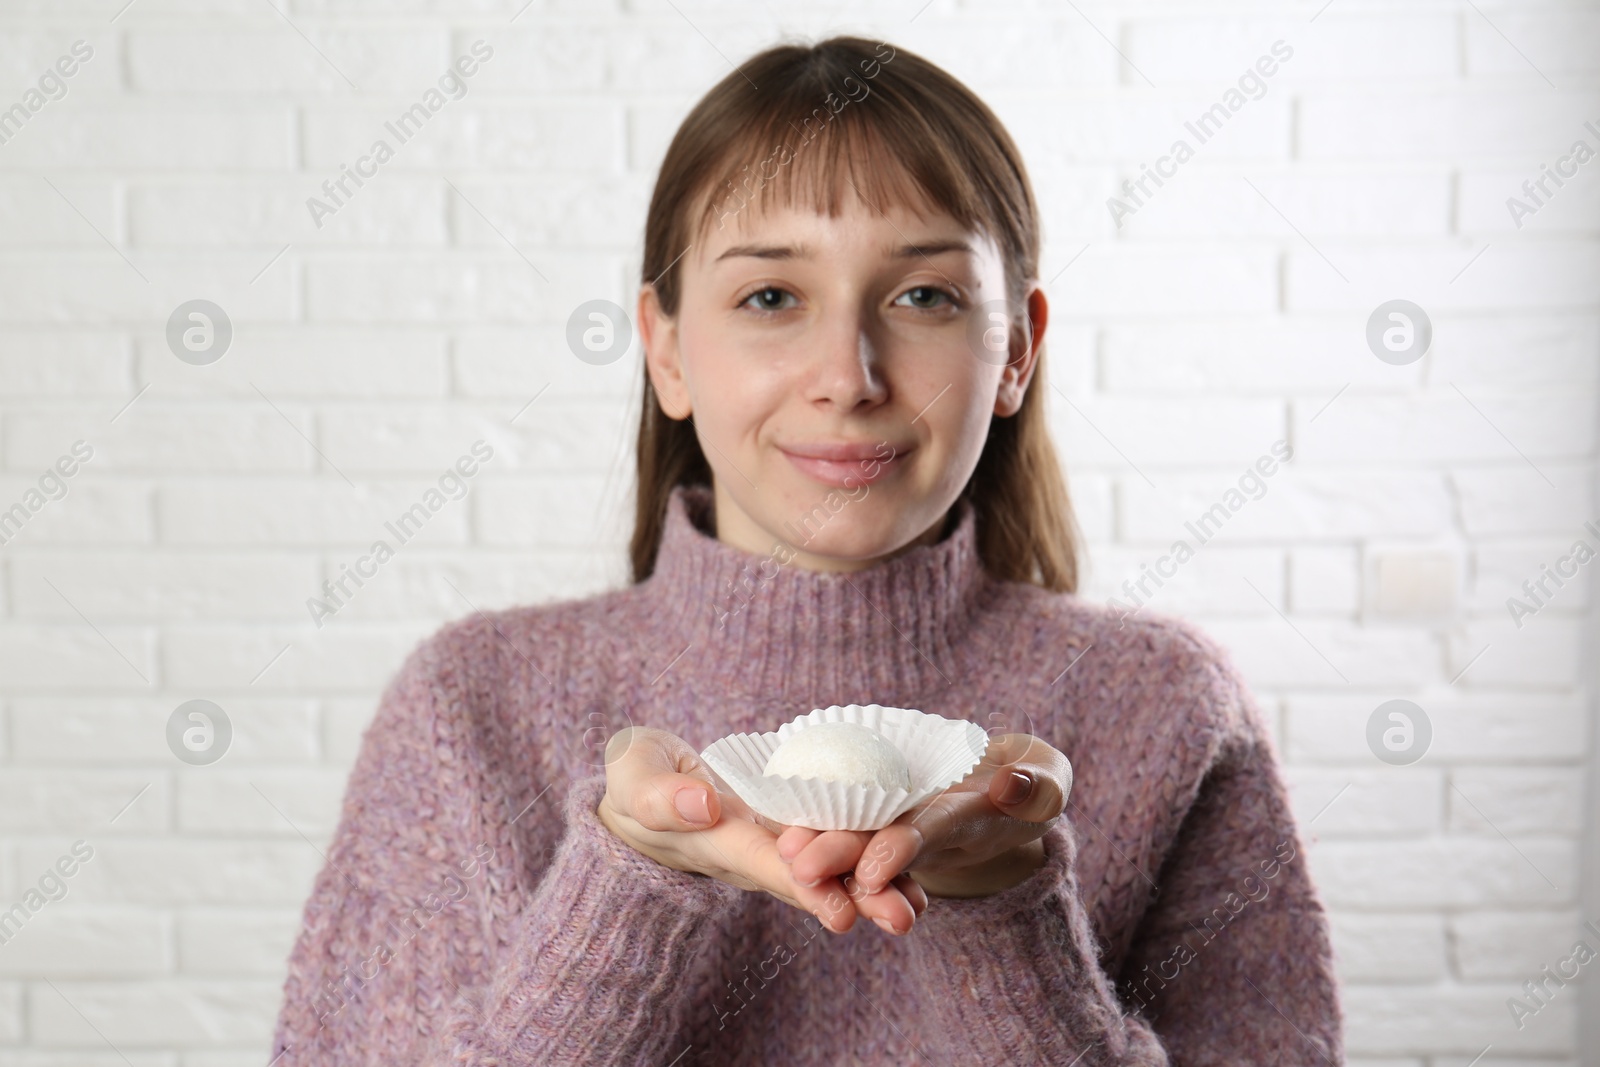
left=700, top=703, right=989, bottom=831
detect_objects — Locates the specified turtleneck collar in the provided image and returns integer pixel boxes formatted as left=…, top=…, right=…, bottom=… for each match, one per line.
left=633, top=483, right=989, bottom=702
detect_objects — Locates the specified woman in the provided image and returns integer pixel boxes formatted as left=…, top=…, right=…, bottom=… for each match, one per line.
left=270, top=35, right=1342, bottom=1065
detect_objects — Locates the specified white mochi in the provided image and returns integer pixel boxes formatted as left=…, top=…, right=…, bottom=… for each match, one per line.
left=762, top=721, right=911, bottom=791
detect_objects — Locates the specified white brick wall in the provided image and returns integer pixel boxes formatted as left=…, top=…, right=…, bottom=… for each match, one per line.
left=0, top=1, right=1595, bottom=1063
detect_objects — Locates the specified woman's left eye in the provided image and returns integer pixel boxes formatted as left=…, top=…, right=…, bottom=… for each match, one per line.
left=894, top=286, right=958, bottom=310
left=740, top=287, right=798, bottom=313
left=738, top=284, right=959, bottom=314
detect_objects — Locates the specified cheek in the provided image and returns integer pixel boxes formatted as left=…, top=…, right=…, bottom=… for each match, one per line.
left=677, top=324, right=789, bottom=444
left=911, top=375, right=998, bottom=489
left=919, top=360, right=997, bottom=442
left=954, top=395, right=1000, bottom=463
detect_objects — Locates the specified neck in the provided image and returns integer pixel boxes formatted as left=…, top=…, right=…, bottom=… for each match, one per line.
left=635, top=484, right=988, bottom=704
left=708, top=479, right=955, bottom=574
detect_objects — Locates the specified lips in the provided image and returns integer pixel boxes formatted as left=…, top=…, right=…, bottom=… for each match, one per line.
left=779, top=441, right=911, bottom=488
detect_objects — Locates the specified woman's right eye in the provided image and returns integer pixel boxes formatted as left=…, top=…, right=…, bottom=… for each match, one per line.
left=739, top=286, right=798, bottom=313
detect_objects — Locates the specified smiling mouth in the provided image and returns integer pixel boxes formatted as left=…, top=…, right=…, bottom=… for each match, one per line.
left=778, top=442, right=911, bottom=488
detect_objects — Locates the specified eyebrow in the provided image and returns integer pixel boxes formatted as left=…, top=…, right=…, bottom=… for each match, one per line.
left=713, top=239, right=975, bottom=263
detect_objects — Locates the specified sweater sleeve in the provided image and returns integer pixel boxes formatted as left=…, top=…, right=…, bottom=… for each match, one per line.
left=268, top=625, right=747, bottom=1067
left=1109, top=663, right=1344, bottom=1065
left=902, top=816, right=1171, bottom=1064
left=901, top=660, right=1343, bottom=1066
left=436, top=775, right=748, bottom=1063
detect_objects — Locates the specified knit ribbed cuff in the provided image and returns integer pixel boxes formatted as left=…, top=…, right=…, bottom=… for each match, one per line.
left=902, top=823, right=1123, bottom=1062
left=470, top=775, right=748, bottom=1059
left=561, top=774, right=750, bottom=909
left=912, top=822, right=1074, bottom=931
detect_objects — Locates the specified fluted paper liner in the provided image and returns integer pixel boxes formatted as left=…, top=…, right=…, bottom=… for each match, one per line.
left=700, top=704, right=989, bottom=831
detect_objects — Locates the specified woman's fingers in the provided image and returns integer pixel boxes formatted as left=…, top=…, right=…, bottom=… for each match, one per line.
left=785, top=829, right=873, bottom=887
left=717, top=789, right=794, bottom=837
left=695, top=817, right=862, bottom=932
left=852, top=791, right=998, bottom=893
left=604, top=727, right=724, bottom=832
left=600, top=727, right=940, bottom=936
left=850, top=733, right=1070, bottom=895
left=981, top=733, right=1073, bottom=823
left=843, top=873, right=917, bottom=934
left=894, top=874, right=928, bottom=917
left=630, top=775, right=722, bottom=831
left=770, top=826, right=929, bottom=935
left=682, top=819, right=924, bottom=935
left=776, top=824, right=820, bottom=861
left=851, top=824, right=920, bottom=895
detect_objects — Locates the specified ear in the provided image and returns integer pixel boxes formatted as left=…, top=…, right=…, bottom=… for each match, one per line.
left=638, top=283, right=692, bottom=420
left=994, top=282, right=1047, bottom=418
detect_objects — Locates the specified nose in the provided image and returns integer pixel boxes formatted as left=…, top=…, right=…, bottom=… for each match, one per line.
left=804, top=303, right=888, bottom=413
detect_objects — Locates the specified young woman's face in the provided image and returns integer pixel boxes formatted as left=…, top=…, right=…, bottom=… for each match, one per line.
left=640, top=182, right=1046, bottom=572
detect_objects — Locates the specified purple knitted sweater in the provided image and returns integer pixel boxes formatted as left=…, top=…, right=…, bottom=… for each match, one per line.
left=270, top=483, right=1343, bottom=1065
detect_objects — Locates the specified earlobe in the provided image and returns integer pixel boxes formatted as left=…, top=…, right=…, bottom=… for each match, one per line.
left=649, top=348, right=692, bottom=421
left=993, top=360, right=1032, bottom=418
left=993, top=284, right=1046, bottom=418
left=638, top=285, right=693, bottom=420
left=648, top=350, right=693, bottom=421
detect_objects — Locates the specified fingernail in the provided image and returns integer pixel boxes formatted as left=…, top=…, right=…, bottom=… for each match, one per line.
left=673, top=788, right=711, bottom=825
left=998, top=770, right=1032, bottom=806
left=873, top=917, right=898, bottom=935
left=795, top=874, right=820, bottom=888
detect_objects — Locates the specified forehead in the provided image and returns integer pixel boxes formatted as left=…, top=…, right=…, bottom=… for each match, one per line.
left=695, top=193, right=995, bottom=271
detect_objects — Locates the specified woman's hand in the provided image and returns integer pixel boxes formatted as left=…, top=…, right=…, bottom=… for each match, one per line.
left=775, top=733, right=1072, bottom=900
left=595, top=726, right=929, bottom=934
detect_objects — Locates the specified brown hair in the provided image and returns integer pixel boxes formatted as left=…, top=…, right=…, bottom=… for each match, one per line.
left=630, top=34, right=1080, bottom=592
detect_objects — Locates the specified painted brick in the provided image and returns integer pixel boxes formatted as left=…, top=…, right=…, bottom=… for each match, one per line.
left=0, top=334, right=130, bottom=394
left=1326, top=912, right=1447, bottom=982
left=125, top=30, right=448, bottom=94
left=177, top=770, right=348, bottom=836
left=177, top=909, right=301, bottom=976
left=1289, top=545, right=1361, bottom=614
left=1283, top=767, right=1442, bottom=838
left=1448, top=767, right=1586, bottom=836
left=1307, top=838, right=1576, bottom=909
left=302, top=104, right=621, bottom=172
left=1342, top=984, right=1573, bottom=1055
left=1452, top=910, right=1589, bottom=980
left=0, top=5, right=1594, bottom=1063
left=9, top=552, right=317, bottom=621
left=1464, top=9, right=1600, bottom=76
left=17, top=842, right=320, bottom=906
left=29, top=979, right=278, bottom=1047
left=134, top=329, right=448, bottom=398
left=127, top=179, right=449, bottom=247
left=157, top=479, right=469, bottom=547
left=1124, top=14, right=1458, bottom=83
left=10, top=699, right=318, bottom=766
left=1300, top=91, right=1594, bottom=160
left=0, top=907, right=168, bottom=976
left=1285, top=693, right=1587, bottom=765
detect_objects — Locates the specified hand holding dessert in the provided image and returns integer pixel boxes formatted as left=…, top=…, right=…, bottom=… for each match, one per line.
left=775, top=733, right=1072, bottom=900
left=595, top=726, right=928, bottom=935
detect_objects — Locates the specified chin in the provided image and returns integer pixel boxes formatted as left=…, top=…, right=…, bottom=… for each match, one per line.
left=768, top=510, right=919, bottom=565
